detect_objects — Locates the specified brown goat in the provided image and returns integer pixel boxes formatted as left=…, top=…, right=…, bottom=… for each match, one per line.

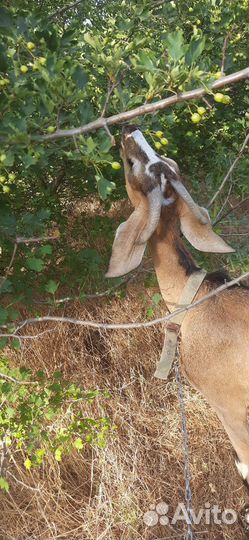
left=106, top=125, right=249, bottom=496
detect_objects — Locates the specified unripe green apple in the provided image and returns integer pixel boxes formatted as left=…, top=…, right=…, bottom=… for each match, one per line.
left=111, top=162, right=121, bottom=170
left=20, top=65, right=28, bottom=73
left=191, top=113, right=201, bottom=123
left=214, top=93, right=224, bottom=103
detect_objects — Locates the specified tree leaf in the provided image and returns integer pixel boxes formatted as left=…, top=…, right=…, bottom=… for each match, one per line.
left=24, top=458, right=32, bottom=470
left=26, top=257, right=44, bottom=272
left=152, top=293, right=162, bottom=305
left=38, top=244, right=52, bottom=257
left=55, top=448, right=62, bottom=462
left=0, top=477, right=9, bottom=492
left=0, top=307, right=7, bottom=325
left=72, top=66, right=88, bottom=89
left=185, top=36, right=206, bottom=66
left=12, top=338, right=21, bottom=350
left=95, top=175, right=116, bottom=200
left=45, top=280, right=58, bottom=294
left=74, top=437, right=84, bottom=450
left=165, top=30, right=185, bottom=62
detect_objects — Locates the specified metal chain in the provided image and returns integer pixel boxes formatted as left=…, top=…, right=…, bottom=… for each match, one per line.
left=175, top=351, right=194, bottom=540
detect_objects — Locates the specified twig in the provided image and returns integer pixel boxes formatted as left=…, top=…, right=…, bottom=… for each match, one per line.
left=1, top=272, right=248, bottom=333
left=41, top=68, right=249, bottom=141
left=208, top=132, right=249, bottom=207
left=213, top=197, right=249, bottom=226
left=201, top=96, right=212, bottom=110
left=0, top=242, right=17, bottom=292
left=49, top=0, right=82, bottom=20
left=0, top=329, right=55, bottom=340
left=101, top=81, right=118, bottom=118
left=15, top=234, right=59, bottom=244
left=33, top=265, right=143, bottom=305
left=0, top=373, right=37, bottom=385
left=6, top=471, right=40, bottom=492
left=212, top=176, right=233, bottom=223
left=221, top=33, right=231, bottom=75
left=103, top=123, right=116, bottom=146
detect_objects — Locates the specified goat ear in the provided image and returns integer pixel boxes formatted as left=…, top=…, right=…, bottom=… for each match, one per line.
left=178, top=200, right=235, bottom=253
left=105, top=204, right=148, bottom=277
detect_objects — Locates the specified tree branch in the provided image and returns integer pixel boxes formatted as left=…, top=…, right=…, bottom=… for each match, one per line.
left=41, top=68, right=249, bottom=141
left=49, top=0, right=83, bottom=20
left=208, top=131, right=249, bottom=207
left=0, top=373, right=37, bottom=385
left=221, top=33, right=231, bottom=75
left=1, top=272, right=248, bottom=334
left=213, top=197, right=249, bottom=226
left=0, top=242, right=17, bottom=292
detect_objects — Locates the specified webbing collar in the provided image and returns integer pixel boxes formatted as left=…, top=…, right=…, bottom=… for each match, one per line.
left=154, top=269, right=207, bottom=380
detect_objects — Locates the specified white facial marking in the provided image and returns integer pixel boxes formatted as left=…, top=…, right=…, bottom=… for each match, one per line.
left=162, top=195, right=176, bottom=206
left=128, top=129, right=158, bottom=164
left=160, top=173, right=167, bottom=193
left=132, top=157, right=142, bottom=176
left=236, top=461, right=248, bottom=479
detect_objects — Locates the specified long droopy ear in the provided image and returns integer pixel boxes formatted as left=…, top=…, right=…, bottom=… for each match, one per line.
left=177, top=199, right=235, bottom=253
left=106, top=201, right=149, bottom=277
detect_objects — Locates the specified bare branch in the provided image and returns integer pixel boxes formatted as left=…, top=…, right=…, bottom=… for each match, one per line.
left=6, top=471, right=40, bottom=492
left=201, top=96, right=212, bottom=110
left=213, top=197, right=249, bottom=226
left=42, top=68, right=249, bottom=141
left=33, top=264, right=144, bottom=305
left=101, top=81, right=118, bottom=118
left=15, top=234, right=59, bottom=244
left=1, top=272, right=248, bottom=334
left=0, top=373, right=37, bottom=385
left=0, top=329, right=55, bottom=340
left=0, top=242, right=17, bottom=292
left=221, top=33, right=231, bottom=75
left=49, top=0, right=82, bottom=20
left=208, top=131, right=249, bottom=207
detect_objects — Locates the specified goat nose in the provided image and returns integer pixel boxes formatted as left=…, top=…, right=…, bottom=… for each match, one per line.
left=122, top=124, right=139, bottom=138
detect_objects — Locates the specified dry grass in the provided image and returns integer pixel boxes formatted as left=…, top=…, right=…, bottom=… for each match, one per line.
left=0, top=198, right=248, bottom=540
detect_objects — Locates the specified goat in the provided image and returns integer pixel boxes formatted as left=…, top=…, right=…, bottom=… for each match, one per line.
left=106, top=125, right=249, bottom=503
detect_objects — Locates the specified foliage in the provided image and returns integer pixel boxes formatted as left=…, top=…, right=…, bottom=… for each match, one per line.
left=0, top=0, right=248, bottom=484
left=0, top=356, right=112, bottom=489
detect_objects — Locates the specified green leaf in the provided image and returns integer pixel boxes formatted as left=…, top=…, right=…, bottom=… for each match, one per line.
left=0, top=8, right=13, bottom=29
left=0, top=337, right=7, bottom=349
left=137, top=50, right=156, bottom=71
left=95, top=175, right=116, bottom=200
left=152, top=293, right=162, bottom=306
left=11, top=337, right=21, bottom=349
left=3, top=152, right=14, bottom=167
left=26, top=257, right=44, bottom=272
left=0, top=279, right=13, bottom=294
left=165, top=30, right=185, bottom=62
left=24, top=458, right=32, bottom=470
left=44, top=280, right=58, bottom=294
left=84, top=32, right=98, bottom=49
left=185, top=36, right=206, bottom=66
left=54, top=448, right=62, bottom=462
left=0, top=307, right=7, bottom=325
left=74, top=437, right=84, bottom=450
left=38, top=244, right=52, bottom=257
left=146, top=307, right=154, bottom=318
left=72, top=66, right=88, bottom=89
left=53, top=370, right=62, bottom=380
left=0, top=477, right=9, bottom=492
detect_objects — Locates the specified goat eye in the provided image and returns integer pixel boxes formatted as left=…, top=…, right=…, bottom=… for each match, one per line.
left=127, top=158, right=134, bottom=168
